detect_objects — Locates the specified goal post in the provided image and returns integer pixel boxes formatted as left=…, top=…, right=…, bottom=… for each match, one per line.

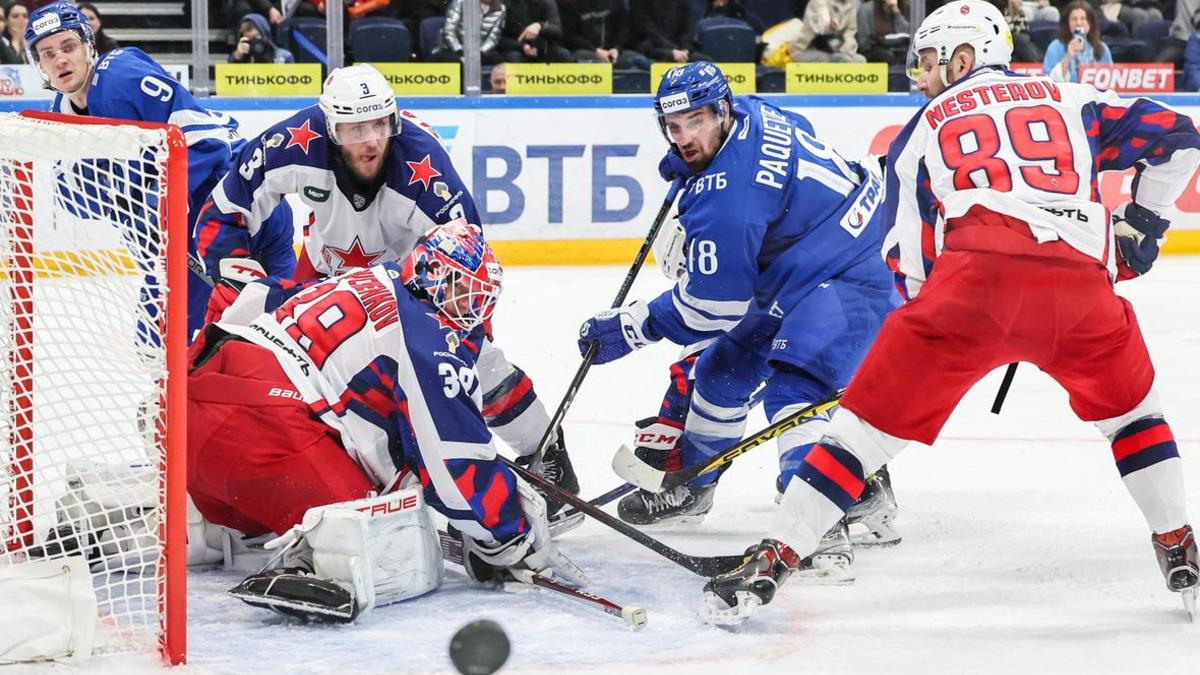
left=0, top=110, right=188, bottom=665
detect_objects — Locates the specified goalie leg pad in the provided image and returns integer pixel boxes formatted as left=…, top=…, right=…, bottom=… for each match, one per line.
left=268, top=487, right=445, bottom=619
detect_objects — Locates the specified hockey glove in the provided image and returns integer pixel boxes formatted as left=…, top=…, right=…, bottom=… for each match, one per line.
left=658, top=148, right=695, bottom=182
left=1113, top=202, right=1169, bottom=278
left=204, top=257, right=266, bottom=325
left=461, top=479, right=590, bottom=587
left=577, top=300, right=660, bottom=364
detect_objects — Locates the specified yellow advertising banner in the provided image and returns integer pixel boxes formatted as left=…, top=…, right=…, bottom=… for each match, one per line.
left=505, top=63, right=612, bottom=95
left=369, top=63, right=461, bottom=95
left=649, top=62, right=756, bottom=94
left=785, top=63, right=888, bottom=94
left=215, top=63, right=322, bottom=97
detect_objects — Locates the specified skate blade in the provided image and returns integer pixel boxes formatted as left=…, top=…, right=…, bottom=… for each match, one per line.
left=793, top=555, right=855, bottom=585
left=1183, top=587, right=1197, bottom=623
left=700, top=590, right=761, bottom=626
left=548, top=510, right=585, bottom=538
left=847, top=516, right=901, bottom=548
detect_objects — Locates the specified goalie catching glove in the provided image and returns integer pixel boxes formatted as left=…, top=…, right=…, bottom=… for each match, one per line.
left=1112, top=202, right=1169, bottom=279
left=461, top=478, right=589, bottom=588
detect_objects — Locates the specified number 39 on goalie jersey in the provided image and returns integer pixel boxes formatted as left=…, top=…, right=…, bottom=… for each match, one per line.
left=884, top=68, right=1200, bottom=300
left=218, top=264, right=527, bottom=545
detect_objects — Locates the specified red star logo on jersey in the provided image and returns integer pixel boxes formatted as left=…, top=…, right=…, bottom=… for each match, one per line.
left=406, top=154, right=442, bottom=190
left=324, top=237, right=385, bottom=271
left=286, top=119, right=322, bottom=154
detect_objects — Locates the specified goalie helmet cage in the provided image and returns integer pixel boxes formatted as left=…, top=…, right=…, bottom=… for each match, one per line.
left=0, top=111, right=187, bottom=665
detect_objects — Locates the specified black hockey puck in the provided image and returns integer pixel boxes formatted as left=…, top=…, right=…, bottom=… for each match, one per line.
left=448, top=619, right=511, bottom=675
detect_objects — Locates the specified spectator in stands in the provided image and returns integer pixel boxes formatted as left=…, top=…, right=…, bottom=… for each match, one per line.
left=790, top=0, right=866, bottom=62
left=560, top=0, right=649, bottom=68
left=0, top=1, right=28, bottom=63
left=500, top=0, right=571, bottom=62
left=432, top=0, right=507, bottom=64
left=856, top=0, right=909, bottom=64
left=1043, top=0, right=1112, bottom=82
left=1157, top=0, right=1199, bottom=65
left=399, top=0, right=450, bottom=41
left=223, top=0, right=283, bottom=28
left=1003, top=0, right=1043, bottom=61
left=1030, top=0, right=1060, bottom=22
left=1098, top=0, right=1162, bottom=34
left=0, top=5, right=6, bottom=44
left=705, top=0, right=766, bottom=34
left=78, top=3, right=118, bottom=54
left=229, top=12, right=295, bottom=63
left=630, top=0, right=708, bottom=64
left=1183, top=29, right=1200, bottom=89
left=490, top=61, right=507, bottom=91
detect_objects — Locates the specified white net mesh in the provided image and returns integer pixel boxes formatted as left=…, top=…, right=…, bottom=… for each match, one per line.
left=0, top=113, right=178, bottom=660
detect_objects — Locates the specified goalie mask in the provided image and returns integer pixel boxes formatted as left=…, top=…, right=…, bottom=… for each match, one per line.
left=25, top=1, right=97, bottom=85
left=401, top=220, right=503, bottom=334
left=318, top=64, right=400, bottom=145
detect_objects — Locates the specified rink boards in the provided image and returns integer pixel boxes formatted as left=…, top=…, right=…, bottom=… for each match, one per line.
left=6, top=93, right=1200, bottom=264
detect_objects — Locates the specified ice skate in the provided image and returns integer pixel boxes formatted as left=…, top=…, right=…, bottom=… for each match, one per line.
left=792, top=518, right=855, bottom=585
left=518, top=431, right=582, bottom=533
left=847, top=465, right=901, bottom=547
left=617, top=483, right=716, bottom=527
left=229, top=568, right=357, bottom=623
left=701, top=538, right=801, bottom=625
left=1152, top=525, right=1199, bottom=621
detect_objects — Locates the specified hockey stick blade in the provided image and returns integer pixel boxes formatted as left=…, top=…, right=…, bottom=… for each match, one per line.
left=506, top=569, right=648, bottom=630
left=612, top=392, right=844, bottom=492
left=500, top=456, right=743, bottom=577
left=438, top=531, right=647, bottom=628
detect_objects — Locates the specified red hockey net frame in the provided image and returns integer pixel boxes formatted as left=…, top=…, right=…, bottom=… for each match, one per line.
left=3, top=110, right=187, bottom=665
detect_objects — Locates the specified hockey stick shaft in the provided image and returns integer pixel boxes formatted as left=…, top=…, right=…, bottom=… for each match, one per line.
left=990, top=363, right=1018, bottom=414
left=532, top=180, right=684, bottom=458
left=612, top=390, right=844, bottom=492
left=437, top=531, right=647, bottom=628
left=499, top=455, right=743, bottom=577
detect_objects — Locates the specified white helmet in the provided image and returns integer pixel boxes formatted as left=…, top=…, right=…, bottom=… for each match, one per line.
left=908, top=0, right=1013, bottom=85
left=318, top=64, right=400, bottom=145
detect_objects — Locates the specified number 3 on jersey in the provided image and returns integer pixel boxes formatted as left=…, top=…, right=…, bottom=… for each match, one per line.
left=439, top=363, right=476, bottom=398
left=939, top=105, right=1079, bottom=195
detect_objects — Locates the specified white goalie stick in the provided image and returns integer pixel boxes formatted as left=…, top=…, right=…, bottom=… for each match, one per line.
left=437, top=531, right=647, bottom=630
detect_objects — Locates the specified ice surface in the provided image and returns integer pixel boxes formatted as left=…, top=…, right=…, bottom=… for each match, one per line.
left=30, top=259, right=1200, bottom=674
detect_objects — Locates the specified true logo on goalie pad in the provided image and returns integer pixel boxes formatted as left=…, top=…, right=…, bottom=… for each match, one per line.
left=356, top=492, right=419, bottom=516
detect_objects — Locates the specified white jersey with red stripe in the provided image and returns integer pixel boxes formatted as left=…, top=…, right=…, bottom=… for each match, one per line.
left=883, top=67, right=1200, bottom=299
left=216, top=263, right=528, bottom=544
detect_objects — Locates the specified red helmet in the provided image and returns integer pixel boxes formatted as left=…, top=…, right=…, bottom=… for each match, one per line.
left=401, top=219, right=502, bottom=333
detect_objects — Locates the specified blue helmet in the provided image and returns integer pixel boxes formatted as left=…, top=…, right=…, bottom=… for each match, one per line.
left=653, top=61, right=731, bottom=118
left=25, top=2, right=95, bottom=63
left=400, top=220, right=503, bottom=334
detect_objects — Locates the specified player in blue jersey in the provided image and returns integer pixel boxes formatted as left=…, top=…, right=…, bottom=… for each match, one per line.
left=189, top=221, right=586, bottom=622
left=577, top=62, right=899, bottom=579
left=194, top=64, right=579, bottom=508
left=25, top=1, right=297, bottom=339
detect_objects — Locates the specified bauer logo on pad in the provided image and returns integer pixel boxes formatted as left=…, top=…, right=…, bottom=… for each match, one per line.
left=659, top=92, right=692, bottom=114
left=32, top=15, right=61, bottom=35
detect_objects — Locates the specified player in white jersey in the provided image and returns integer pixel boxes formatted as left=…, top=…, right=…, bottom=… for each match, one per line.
left=195, top=64, right=579, bottom=508
left=698, top=0, right=1200, bottom=625
left=188, top=220, right=585, bottom=622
